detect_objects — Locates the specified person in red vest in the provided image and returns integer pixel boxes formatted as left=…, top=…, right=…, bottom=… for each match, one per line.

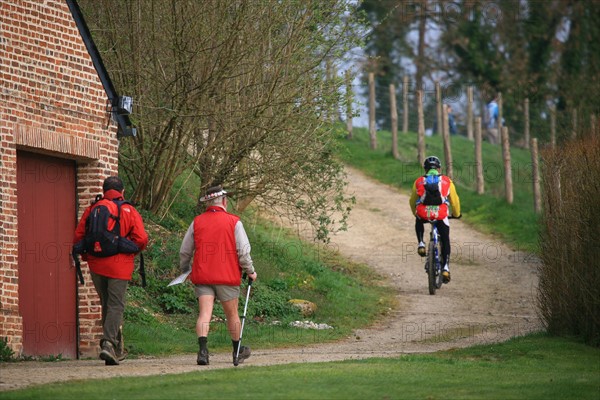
left=179, top=185, right=257, bottom=366
left=74, top=176, right=148, bottom=365
left=409, top=156, right=461, bottom=283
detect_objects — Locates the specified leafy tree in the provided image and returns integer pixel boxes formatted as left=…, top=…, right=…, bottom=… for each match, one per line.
left=356, top=0, right=420, bottom=130
left=556, top=1, right=600, bottom=123
left=80, top=0, right=360, bottom=241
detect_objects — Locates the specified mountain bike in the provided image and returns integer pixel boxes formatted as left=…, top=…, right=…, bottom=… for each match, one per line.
left=424, top=220, right=444, bottom=295
left=423, top=215, right=460, bottom=295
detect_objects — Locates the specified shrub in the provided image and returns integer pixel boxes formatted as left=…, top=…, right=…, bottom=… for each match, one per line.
left=538, top=134, right=600, bottom=346
left=0, top=337, right=15, bottom=362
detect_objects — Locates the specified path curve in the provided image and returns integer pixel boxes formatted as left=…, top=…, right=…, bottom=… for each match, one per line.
left=0, top=166, right=542, bottom=391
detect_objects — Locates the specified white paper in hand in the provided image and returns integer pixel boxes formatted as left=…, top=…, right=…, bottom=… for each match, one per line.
left=168, top=271, right=191, bottom=287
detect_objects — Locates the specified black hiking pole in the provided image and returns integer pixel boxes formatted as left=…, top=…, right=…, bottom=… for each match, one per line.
left=234, top=275, right=253, bottom=367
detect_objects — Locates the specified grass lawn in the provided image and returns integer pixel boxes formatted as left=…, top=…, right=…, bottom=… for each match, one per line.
left=3, top=333, right=598, bottom=400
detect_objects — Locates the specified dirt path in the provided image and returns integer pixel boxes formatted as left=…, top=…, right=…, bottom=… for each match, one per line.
left=0, top=166, right=542, bottom=391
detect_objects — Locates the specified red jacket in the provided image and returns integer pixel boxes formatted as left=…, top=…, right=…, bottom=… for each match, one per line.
left=190, top=206, right=242, bottom=285
left=74, top=189, right=148, bottom=280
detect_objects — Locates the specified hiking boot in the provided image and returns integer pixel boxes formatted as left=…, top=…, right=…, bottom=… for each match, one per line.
left=116, top=349, right=128, bottom=362
left=442, top=270, right=451, bottom=283
left=99, top=340, right=119, bottom=366
left=197, top=348, right=209, bottom=365
left=417, top=241, right=426, bottom=257
left=233, top=345, right=251, bottom=366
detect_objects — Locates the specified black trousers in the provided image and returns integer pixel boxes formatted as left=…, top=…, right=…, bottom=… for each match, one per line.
left=415, top=217, right=451, bottom=267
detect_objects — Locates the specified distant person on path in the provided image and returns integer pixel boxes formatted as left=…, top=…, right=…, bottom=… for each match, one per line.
left=409, top=156, right=461, bottom=283
left=179, top=185, right=257, bottom=366
left=433, top=105, right=457, bottom=135
left=447, top=104, right=458, bottom=135
left=486, top=96, right=500, bottom=144
left=73, top=176, right=148, bottom=366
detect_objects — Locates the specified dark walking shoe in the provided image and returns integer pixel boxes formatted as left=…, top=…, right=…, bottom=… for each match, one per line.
left=99, top=341, right=119, bottom=366
left=233, top=345, right=251, bottom=366
left=197, top=348, right=209, bottom=365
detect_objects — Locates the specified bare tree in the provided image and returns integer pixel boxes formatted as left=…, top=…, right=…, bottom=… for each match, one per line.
left=81, top=0, right=360, bottom=241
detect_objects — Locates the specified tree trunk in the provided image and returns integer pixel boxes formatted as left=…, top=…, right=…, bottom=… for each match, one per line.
left=531, top=138, right=541, bottom=213
left=442, top=104, right=453, bottom=180
left=524, top=98, right=530, bottom=149
left=369, top=72, right=377, bottom=149
left=435, top=81, right=442, bottom=135
left=390, top=83, right=399, bottom=159
left=402, top=75, right=409, bottom=133
left=417, top=90, right=425, bottom=166
left=467, top=86, right=474, bottom=141
left=550, top=105, right=556, bottom=148
left=572, top=109, right=578, bottom=140
left=475, top=117, right=484, bottom=194
left=415, top=0, right=426, bottom=92
left=345, top=70, right=353, bottom=139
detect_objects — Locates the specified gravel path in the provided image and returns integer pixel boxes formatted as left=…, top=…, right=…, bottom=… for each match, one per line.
left=0, top=166, right=542, bottom=391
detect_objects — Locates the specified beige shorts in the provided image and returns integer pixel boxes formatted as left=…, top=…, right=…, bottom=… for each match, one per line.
left=487, top=127, right=499, bottom=144
left=194, top=284, right=240, bottom=302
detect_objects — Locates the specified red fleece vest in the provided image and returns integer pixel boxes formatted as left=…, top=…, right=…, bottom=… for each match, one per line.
left=190, top=207, right=242, bottom=286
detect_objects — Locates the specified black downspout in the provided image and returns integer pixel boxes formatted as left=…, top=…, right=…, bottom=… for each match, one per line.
left=66, top=0, right=135, bottom=138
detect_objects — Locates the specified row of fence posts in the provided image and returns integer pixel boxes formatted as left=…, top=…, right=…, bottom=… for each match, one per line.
left=351, top=72, right=599, bottom=213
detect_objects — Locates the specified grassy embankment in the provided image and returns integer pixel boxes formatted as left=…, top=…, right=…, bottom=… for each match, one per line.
left=336, top=126, right=541, bottom=253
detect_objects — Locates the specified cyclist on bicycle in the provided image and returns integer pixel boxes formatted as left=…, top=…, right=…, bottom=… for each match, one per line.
left=409, top=156, right=461, bottom=283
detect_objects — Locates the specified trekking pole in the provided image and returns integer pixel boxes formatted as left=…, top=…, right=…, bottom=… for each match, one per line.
left=234, top=275, right=253, bottom=366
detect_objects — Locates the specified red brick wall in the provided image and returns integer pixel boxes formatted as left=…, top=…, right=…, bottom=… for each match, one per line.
left=1, top=0, right=120, bottom=358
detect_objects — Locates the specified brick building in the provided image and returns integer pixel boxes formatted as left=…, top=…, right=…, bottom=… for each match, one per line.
left=1, top=0, right=135, bottom=358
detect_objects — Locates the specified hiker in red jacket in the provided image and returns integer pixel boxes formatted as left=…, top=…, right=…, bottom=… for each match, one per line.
left=74, top=176, right=148, bottom=365
left=179, top=185, right=257, bottom=366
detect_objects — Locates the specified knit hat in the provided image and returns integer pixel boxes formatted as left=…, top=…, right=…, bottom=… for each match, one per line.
left=199, top=185, right=228, bottom=202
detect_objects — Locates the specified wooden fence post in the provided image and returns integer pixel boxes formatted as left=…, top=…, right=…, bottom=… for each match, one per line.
left=550, top=105, right=556, bottom=148
left=435, top=82, right=442, bottom=135
left=417, top=90, right=425, bottom=166
left=467, top=86, right=474, bottom=141
left=326, top=59, right=333, bottom=123
left=475, top=116, right=484, bottom=194
left=442, top=104, right=454, bottom=180
left=531, top=138, right=541, bottom=213
left=501, top=126, right=513, bottom=204
left=403, top=75, right=409, bottom=133
left=368, top=72, right=377, bottom=149
left=345, top=70, right=353, bottom=139
left=591, top=114, right=597, bottom=136
left=524, top=98, right=530, bottom=149
left=390, top=83, right=399, bottom=159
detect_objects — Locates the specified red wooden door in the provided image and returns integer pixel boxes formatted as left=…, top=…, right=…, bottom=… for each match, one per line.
left=17, top=151, right=78, bottom=359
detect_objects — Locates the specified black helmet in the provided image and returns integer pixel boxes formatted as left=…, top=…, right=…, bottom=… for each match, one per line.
left=424, top=156, right=441, bottom=171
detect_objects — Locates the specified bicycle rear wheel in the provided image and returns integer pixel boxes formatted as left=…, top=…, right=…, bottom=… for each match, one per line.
left=427, top=241, right=436, bottom=295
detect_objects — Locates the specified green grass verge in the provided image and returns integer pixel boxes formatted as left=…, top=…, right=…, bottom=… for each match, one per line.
left=4, top=334, right=598, bottom=399
left=116, top=170, right=394, bottom=357
left=336, top=126, right=541, bottom=253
